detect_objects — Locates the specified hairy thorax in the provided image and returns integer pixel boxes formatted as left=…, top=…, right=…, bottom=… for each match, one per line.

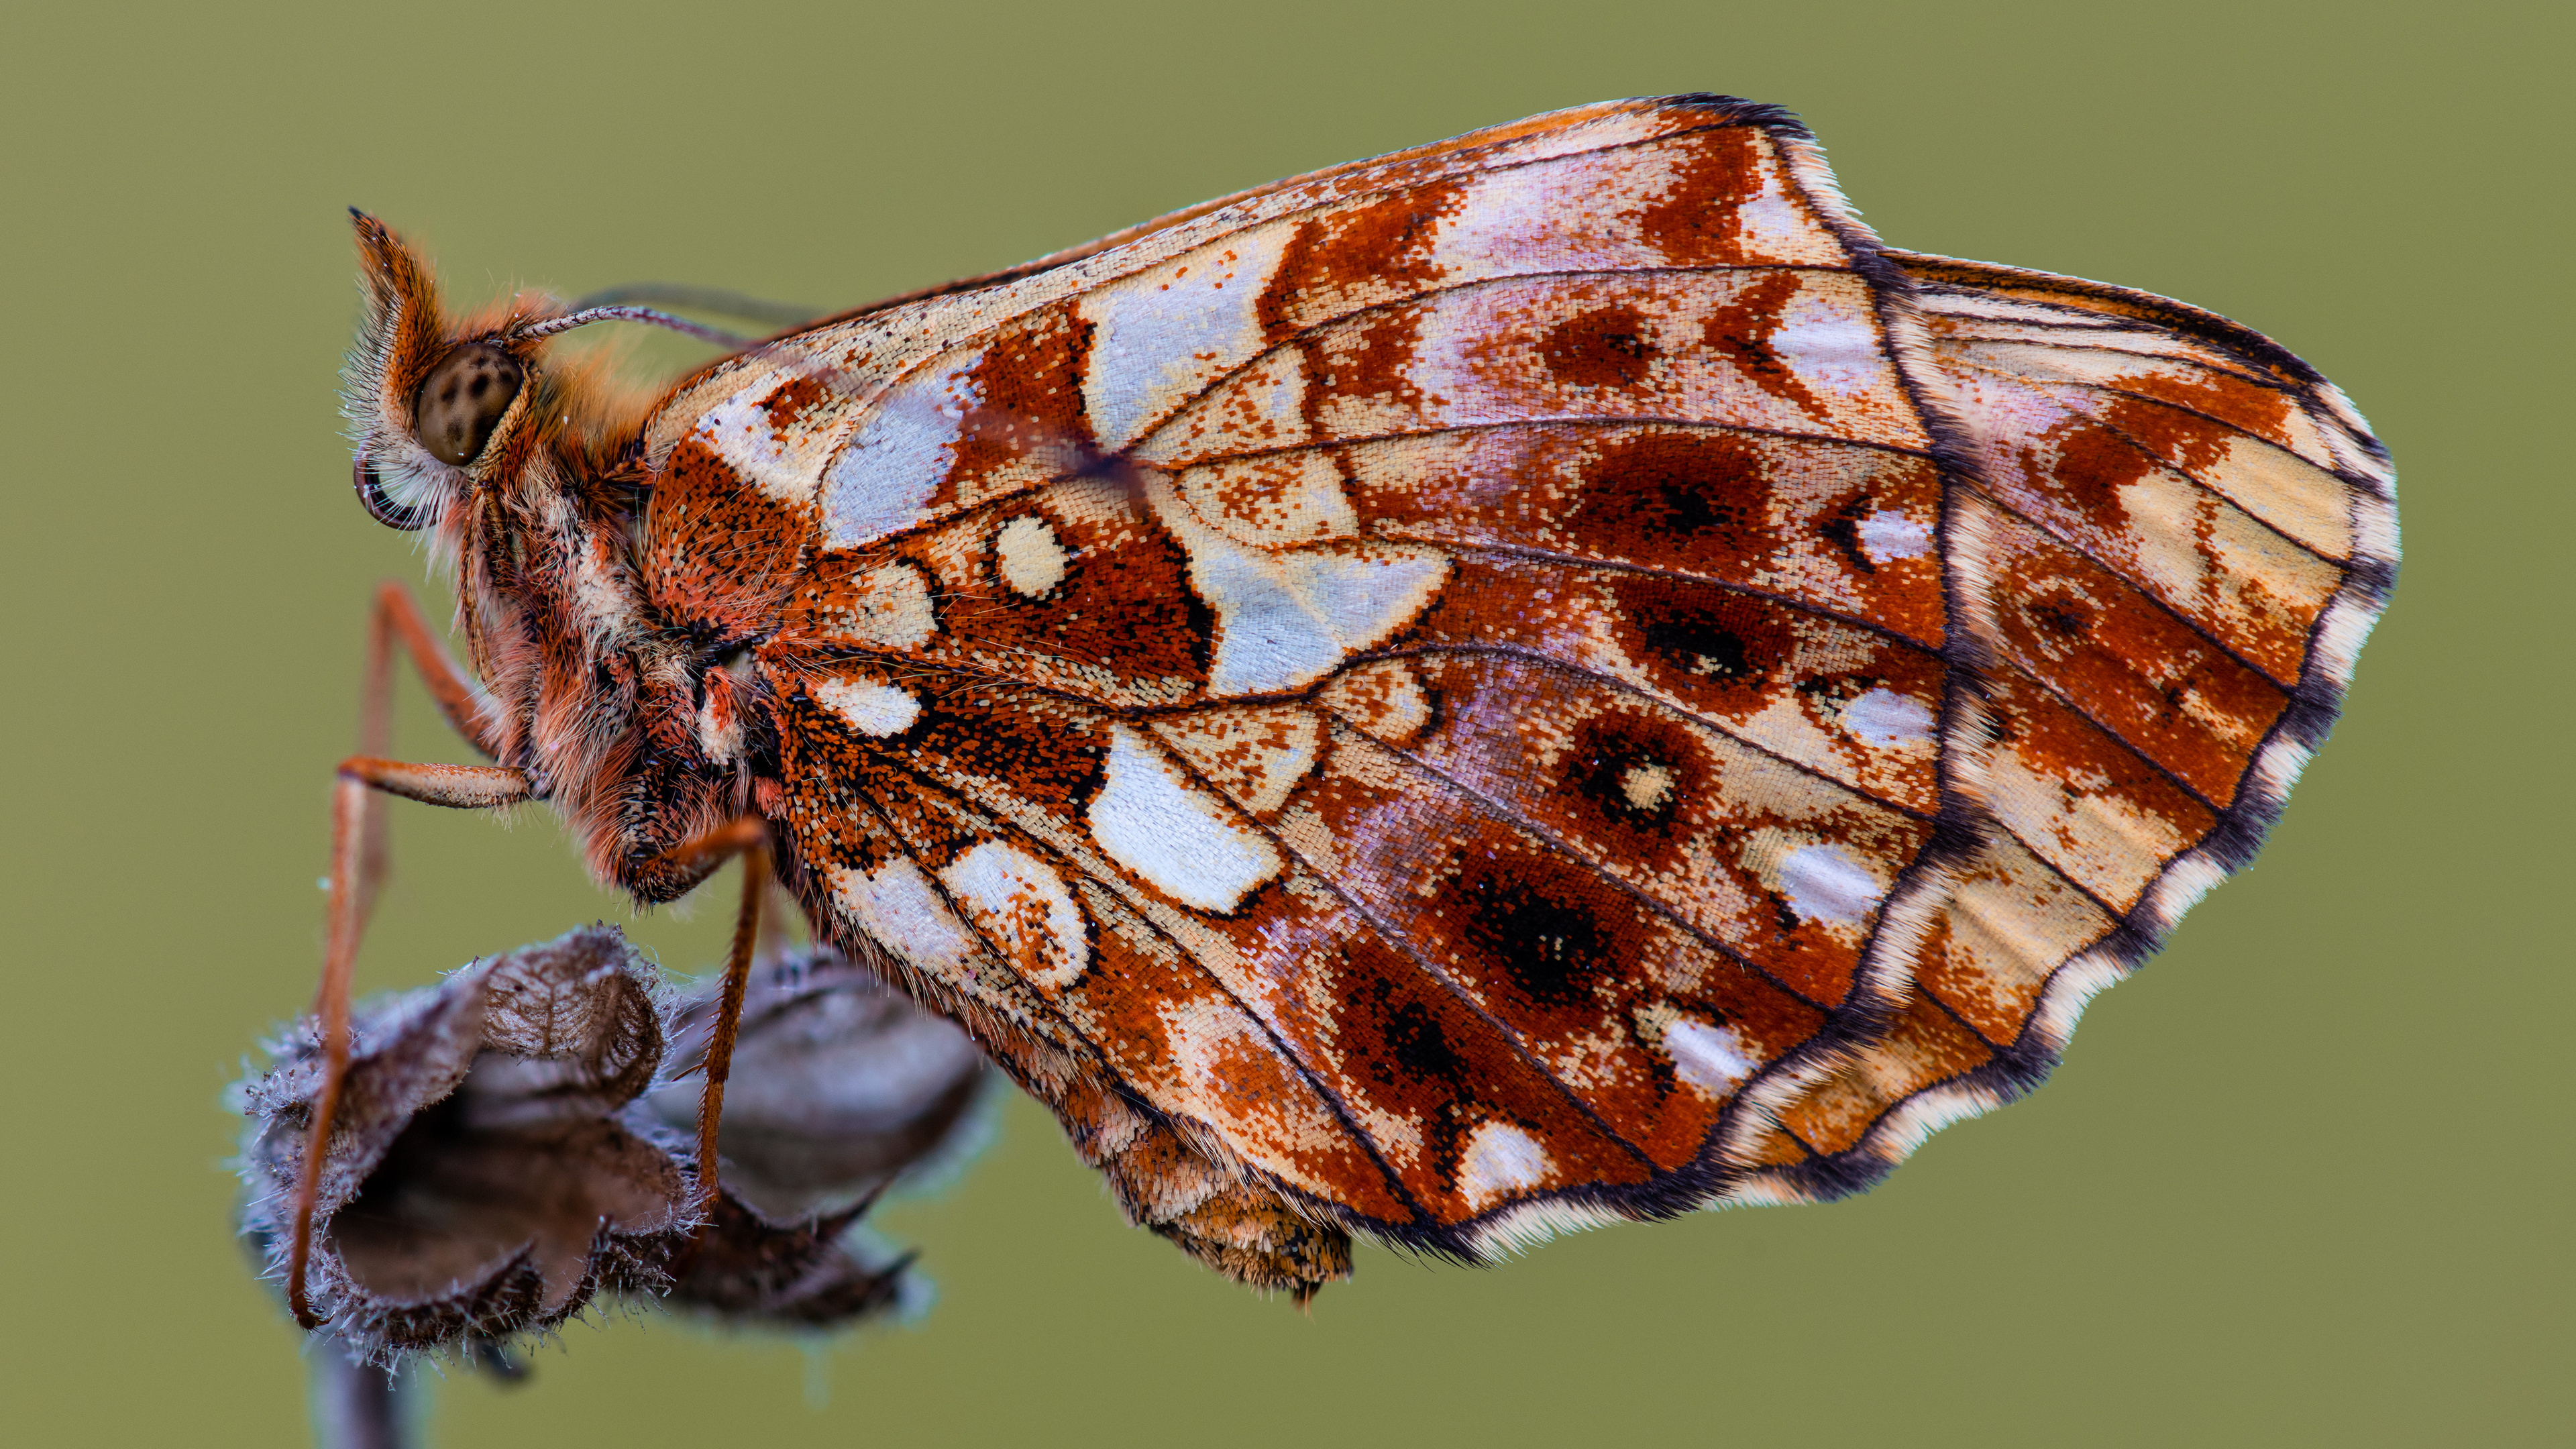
left=447, top=445, right=771, bottom=904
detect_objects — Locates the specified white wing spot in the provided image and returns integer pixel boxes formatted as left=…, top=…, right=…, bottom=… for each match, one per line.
left=692, top=392, right=809, bottom=506
left=1840, top=688, right=1937, bottom=748
left=1664, top=1018, right=1756, bottom=1096
left=1146, top=476, right=1448, bottom=697
left=821, top=561, right=938, bottom=651
left=822, top=346, right=987, bottom=549
left=812, top=676, right=920, bottom=737
left=1195, top=548, right=1344, bottom=694
left=1087, top=725, right=1284, bottom=912
left=1856, top=508, right=1933, bottom=562
left=1770, top=293, right=1888, bottom=404
left=828, top=861, right=976, bottom=973
left=1189, top=530, right=1446, bottom=696
left=1778, top=843, right=1888, bottom=926
left=941, top=841, right=1088, bottom=990
left=1286, top=548, right=1451, bottom=651
left=1458, top=1121, right=1553, bottom=1210
left=996, top=515, right=1069, bottom=598
left=1081, top=226, right=1293, bottom=450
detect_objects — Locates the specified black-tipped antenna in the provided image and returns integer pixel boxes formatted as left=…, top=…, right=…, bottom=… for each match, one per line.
left=567, top=284, right=824, bottom=331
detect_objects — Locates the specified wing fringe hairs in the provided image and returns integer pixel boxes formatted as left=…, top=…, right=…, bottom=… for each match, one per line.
left=1729, top=250, right=2396, bottom=1202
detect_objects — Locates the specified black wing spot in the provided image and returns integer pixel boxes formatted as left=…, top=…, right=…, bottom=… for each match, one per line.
left=1462, top=871, right=1611, bottom=1007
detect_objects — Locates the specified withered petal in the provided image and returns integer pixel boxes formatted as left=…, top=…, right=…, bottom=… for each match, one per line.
left=658, top=1191, right=915, bottom=1328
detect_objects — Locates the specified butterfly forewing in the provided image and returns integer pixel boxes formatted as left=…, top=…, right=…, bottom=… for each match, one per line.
left=624, top=97, right=2391, bottom=1277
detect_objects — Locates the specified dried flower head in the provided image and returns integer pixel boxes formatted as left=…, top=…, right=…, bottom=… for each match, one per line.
left=237, top=926, right=686, bottom=1360
left=640, top=946, right=990, bottom=1327
left=234, top=926, right=993, bottom=1364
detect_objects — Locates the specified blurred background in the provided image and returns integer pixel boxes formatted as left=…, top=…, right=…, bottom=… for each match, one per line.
left=2, top=2, right=2563, bottom=1444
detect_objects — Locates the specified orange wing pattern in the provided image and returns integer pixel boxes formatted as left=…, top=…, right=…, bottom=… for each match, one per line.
left=632, top=97, right=2394, bottom=1289
left=1736, top=252, right=2396, bottom=1195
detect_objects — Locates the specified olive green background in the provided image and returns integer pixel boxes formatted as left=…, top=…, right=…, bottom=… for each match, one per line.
left=2, top=2, right=2563, bottom=1444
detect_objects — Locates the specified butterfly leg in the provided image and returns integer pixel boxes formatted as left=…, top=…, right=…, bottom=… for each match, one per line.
left=350, top=582, right=506, bottom=933
left=637, top=818, right=771, bottom=1224
left=290, top=759, right=533, bottom=1327
left=286, top=582, right=523, bottom=1329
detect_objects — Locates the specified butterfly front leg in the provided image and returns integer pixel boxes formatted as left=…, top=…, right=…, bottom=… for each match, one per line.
left=348, top=582, right=510, bottom=918
left=284, top=583, right=536, bottom=1327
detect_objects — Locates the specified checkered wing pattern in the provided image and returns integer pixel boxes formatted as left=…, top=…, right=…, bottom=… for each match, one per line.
left=630, top=97, right=2393, bottom=1289
left=1733, top=251, right=2395, bottom=1195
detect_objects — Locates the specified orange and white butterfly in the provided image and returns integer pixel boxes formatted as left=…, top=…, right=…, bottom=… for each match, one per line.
left=299, top=93, right=2394, bottom=1320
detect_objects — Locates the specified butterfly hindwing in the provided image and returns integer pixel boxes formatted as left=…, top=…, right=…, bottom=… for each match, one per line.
left=635, top=97, right=2393, bottom=1287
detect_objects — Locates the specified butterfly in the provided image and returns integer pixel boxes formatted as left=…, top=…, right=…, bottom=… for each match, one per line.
left=300, top=93, right=2395, bottom=1320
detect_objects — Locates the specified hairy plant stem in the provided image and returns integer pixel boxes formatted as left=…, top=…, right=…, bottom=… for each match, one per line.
left=312, top=1346, right=412, bottom=1449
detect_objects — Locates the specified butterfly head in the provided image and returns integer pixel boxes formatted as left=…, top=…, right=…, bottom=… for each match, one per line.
left=339, top=211, right=552, bottom=533
left=342, top=209, right=656, bottom=536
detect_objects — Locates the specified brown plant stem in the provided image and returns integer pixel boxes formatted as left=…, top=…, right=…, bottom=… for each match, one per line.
left=312, top=1346, right=411, bottom=1449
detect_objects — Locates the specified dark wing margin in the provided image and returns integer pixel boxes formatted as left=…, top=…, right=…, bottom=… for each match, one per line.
left=1732, top=250, right=2397, bottom=1202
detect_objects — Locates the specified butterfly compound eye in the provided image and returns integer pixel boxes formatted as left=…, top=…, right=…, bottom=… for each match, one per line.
left=411, top=341, right=526, bottom=466
left=352, top=455, right=429, bottom=530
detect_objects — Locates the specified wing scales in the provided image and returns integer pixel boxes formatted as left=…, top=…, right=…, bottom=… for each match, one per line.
left=1366, top=651, right=1935, bottom=1010
left=654, top=100, right=2403, bottom=1283
left=1391, top=555, right=1947, bottom=812
left=1328, top=423, right=1947, bottom=646
left=777, top=676, right=1421, bottom=1220
left=645, top=100, right=1837, bottom=537
left=1735, top=254, right=2395, bottom=1200
left=1279, top=720, right=1824, bottom=1172
left=2010, top=380, right=2357, bottom=560
left=741, top=99, right=1937, bottom=1268
left=1935, top=347, right=2343, bottom=684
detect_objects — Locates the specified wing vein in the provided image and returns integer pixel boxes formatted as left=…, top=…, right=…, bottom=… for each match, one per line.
left=1329, top=718, right=1837, bottom=1014
left=1935, top=352, right=2351, bottom=566
left=1967, top=479, right=2310, bottom=691
left=1201, top=722, right=1666, bottom=1175
left=851, top=741, right=1434, bottom=1226
left=767, top=107, right=1829, bottom=360
left=1350, top=642, right=1937, bottom=822
left=1432, top=539, right=1943, bottom=652
left=1128, top=262, right=1865, bottom=460
left=1934, top=343, right=2352, bottom=477
left=1167, top=415, right=1938, bottom=472
left=1989, top=816, right=2149, bottom=928
left=1992, top=660, right=2231, bottom=816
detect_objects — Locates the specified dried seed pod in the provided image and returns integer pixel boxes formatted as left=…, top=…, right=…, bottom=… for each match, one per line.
left=236, top=928, right=992, bottom=1362
left=657, top=1191, right=916, bottom=1328
left=237, top=926, right=688, bottom=1362
left=641, top=945, right=991, bottom=1223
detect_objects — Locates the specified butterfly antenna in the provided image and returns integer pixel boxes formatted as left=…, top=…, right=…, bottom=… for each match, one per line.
left=567, top=283, right=824, bottom=331
left=520, top=305, right=761, bottom=349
